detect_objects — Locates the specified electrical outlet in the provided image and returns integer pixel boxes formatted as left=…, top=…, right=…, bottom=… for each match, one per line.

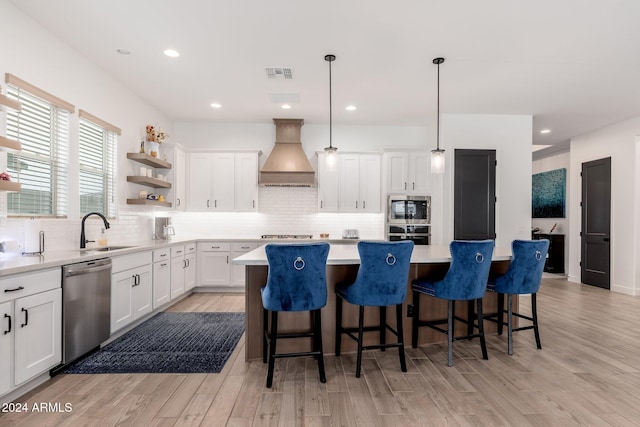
left=407, top=304, right=414, bottom=318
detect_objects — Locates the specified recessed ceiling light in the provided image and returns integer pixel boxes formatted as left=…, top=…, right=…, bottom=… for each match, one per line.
left=540, top=129, right=551, bottom=134
left=281, top=104, right=292, bottom=110
left=210, top=103, right=221, bottom=108
left=164, top=49, right=180, bottom=58
left=116, top=49, right=130, bottom=55
left=346, top=105, right=356, bottom=111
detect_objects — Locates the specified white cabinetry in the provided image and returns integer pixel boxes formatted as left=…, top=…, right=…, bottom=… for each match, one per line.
left=187, top=151, right=259, bottom=212
left=384, top=151, right=430, bottom=194
left=317, top=152, right=339, bottom=212
left=173, top=146, right=188, bottom=210
left=0, top=268, right=61, bottom=397
left=231, top=242, right=258, bottom=287
left=170, top=245, right=186, bottom=300
left=338, top=153, right=381, bottom=213
left=184, top=243, right=197, bottom=292
left=197, top=242, right=231, bottom=287
left=111, top=252, right=153, bottom=333
left=152, top=248, right=171, bottom=309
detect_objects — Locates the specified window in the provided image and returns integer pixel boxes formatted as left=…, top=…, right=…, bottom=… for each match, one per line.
left=5, top=74, right=73, bottom=217
left=78, top=110, right=119, bottom=218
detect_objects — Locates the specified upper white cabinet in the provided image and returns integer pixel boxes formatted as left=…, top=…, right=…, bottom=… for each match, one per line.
left=317, top=152, right=339, bottom=212
left=338, top=153, right=381, bottom=213
left=384, top=151, right=430, bottom=195
left=235, top=153, right=259, bottom=211
left=187, top=151, right=259, bottom=212
left=173, top=147, right=187, bottom=210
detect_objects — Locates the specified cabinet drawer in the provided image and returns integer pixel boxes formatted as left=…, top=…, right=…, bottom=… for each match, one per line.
left=198, top=242, right=230, bottom=252
left=232, top=242, right=257, bottom=252
left=185, top=243, right=197, bottom=254
left=112, top=251, right=152, bottom=273
left=171, top=245, right=186, bottom=258
left=0, top=268, right=60, bottom=303
left=153, top=248, right=171, bottom=262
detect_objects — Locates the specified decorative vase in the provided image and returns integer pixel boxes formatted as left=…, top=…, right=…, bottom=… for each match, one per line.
left=148, top=141, right=160, bottom=158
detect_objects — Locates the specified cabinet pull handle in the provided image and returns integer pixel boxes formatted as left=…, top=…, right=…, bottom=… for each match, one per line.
left=212, top=246, right=220, bottom=249
left=4, top=286, right=25, bottom=293
left=183, top=259, right=187, bottom=268
left=355, top=201, right=358, bottom=209
left=20, top=308, right=28, bottom=328
left=215, top=200, right=218, bottom=208
left=241, top=246, right=250, bottom=249
left=186, top=258, right=190, bottom=267
left=160, top=263, right=168, bottom=267
left=4, top=313, right=11, bottom=335
left=160, top=253, right=167, bottom=257
left=412, top=182, right=415, bottom=190
left=253, top=200, right=255, bottom=208
left=404, top=182, right=407, bottom=190
left=226, top=256, right=229, bottom=264
left=320, top=200, right=323, bottom=209
left=363, top=201, right=366, bottom=209
left=207, top=200, right=210, bottom=208
left=177, top=198, right=181, bottom=207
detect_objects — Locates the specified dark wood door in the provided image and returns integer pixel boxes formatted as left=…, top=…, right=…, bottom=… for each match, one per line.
left=454, top=149, right=496, bottom=240
left=581, top=157, right=611, bottom=289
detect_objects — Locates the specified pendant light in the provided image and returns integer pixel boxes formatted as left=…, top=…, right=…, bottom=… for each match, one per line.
left=324, top=54, right=337, bottom=167
left=431, top=57, right=445, bottom=174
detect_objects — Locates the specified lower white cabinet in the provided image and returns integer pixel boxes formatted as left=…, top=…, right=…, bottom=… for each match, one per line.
left=170, top=245, right=186, bottom=300
left=14, top=289, right=62, bottom=385
left=197, top=242, right=231, bottom=286
left=184, top=244, right=197, bottom=292
left=0, top=268, right=61, bottom=398
left=153, top=248, right=171, bottom=309
left=111, top=252, right=153, bottom=333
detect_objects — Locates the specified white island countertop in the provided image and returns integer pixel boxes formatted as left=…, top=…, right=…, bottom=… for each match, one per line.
left=233, top=243, right=512, bottom=266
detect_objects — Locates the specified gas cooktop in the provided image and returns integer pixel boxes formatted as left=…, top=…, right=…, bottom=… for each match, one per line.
left=261, top=234, right=313, bottom=239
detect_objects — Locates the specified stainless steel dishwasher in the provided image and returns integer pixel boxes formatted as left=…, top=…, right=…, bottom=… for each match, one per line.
left=61, top=258, right=112, bottom=365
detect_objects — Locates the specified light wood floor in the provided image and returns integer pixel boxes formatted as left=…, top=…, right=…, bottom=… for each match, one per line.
left=3, top=279, right=640, bottom=426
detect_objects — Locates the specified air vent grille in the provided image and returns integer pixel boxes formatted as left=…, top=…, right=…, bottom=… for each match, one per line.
left=266, top=67, right=293, bottom=79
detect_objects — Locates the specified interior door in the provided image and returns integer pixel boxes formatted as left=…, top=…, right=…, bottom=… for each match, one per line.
left=454, top=149, right=496, bottom=240
left=581, top=157, right=611, bottom=289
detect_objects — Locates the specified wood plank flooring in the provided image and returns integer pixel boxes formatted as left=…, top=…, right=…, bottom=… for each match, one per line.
left=3, top=279, right=640, bottom=426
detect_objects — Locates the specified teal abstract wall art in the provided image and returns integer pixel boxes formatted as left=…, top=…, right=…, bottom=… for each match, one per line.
left=532, top=168, right=566, bottom=218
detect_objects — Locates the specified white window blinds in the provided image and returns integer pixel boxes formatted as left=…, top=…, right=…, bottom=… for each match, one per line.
left=78, top=110, right=119, bottom=218
left=6, top=84, right=70, bottom=217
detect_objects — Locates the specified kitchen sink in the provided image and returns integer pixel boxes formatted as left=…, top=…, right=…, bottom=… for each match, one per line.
left=90, top=245, right=136, bottom=252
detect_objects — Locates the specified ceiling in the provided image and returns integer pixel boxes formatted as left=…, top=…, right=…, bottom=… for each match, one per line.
left=10, top=0, right=640, bottom=154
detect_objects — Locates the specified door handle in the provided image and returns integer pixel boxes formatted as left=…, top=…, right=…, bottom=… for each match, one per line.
left=4, top=313, right=11, bottom=335
left=20, top=308, right=28, bottom=328
left=4, top=286, right=24, bottom=293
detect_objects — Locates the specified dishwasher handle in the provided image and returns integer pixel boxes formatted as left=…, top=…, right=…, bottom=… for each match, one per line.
left=64, top=260, right=112, bottom=277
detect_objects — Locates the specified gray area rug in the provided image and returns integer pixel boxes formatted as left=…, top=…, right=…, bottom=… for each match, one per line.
left=62, top=312, right=245, bottom=374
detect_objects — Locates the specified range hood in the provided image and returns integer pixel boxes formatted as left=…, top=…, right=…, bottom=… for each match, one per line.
left=260, top=118, right=315, bottom=187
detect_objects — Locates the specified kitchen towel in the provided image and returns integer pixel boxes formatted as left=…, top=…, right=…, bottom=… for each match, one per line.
left=23, top=219, right=42, bottom=253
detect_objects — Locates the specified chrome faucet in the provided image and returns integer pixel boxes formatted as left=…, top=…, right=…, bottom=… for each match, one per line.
left=80, top=212, right=110, bottom=249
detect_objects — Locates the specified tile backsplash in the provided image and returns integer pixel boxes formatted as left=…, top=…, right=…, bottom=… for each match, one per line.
left=0, top=187, right=384, bottom=252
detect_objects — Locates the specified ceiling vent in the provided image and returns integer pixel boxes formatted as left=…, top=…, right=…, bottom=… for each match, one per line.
left=266, top=67, right=293, bottom=79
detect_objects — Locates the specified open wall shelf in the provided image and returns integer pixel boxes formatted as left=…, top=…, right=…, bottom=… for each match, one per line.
left=126, top=199, right=172, bottom=208
left=126, top=153, right=172, bottom=169
left=0, top=181, right=21, bottom=192
left=126, top=176, right=171, bottom=189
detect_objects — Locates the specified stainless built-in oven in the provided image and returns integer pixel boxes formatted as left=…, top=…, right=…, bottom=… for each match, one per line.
left=386, top=195, right=431, bottom=244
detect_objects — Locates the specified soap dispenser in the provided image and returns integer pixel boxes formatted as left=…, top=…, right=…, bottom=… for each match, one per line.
left=98, top=228, right=108, bottom=246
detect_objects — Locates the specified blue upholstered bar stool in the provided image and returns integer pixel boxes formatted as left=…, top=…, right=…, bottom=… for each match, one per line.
left=485, top=239, right=549, bottom=355
left=335, top=241, right=414, bottom=378
left=411, top=240, right=495, bottom=366
left=262, top=243, right=330, bottom=388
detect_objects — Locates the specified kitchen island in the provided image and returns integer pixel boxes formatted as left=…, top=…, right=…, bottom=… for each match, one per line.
left=233, top=244, right=512, bottom=361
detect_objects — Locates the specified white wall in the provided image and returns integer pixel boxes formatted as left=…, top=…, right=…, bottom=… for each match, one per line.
left=0, top=1, right=173, bottom=250
left=437, top=114, right=533, bottom=248
left=569, top=117, right=640, bottom=295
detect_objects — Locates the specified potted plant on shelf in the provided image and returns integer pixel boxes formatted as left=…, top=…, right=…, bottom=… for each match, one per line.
left=145, top=125, right=167, bottom=158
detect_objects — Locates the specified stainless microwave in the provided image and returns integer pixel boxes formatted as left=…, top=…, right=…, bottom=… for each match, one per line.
left=387, top=195, right=431, bottom=225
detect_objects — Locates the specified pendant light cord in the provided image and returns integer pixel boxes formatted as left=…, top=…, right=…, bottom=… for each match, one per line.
left=436, top=61, right=440, bottom=151
left=329, top=56, right=333, bottom=149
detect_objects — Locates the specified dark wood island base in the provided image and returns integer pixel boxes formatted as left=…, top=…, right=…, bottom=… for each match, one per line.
left=243, top=260, right=511, bottom=361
